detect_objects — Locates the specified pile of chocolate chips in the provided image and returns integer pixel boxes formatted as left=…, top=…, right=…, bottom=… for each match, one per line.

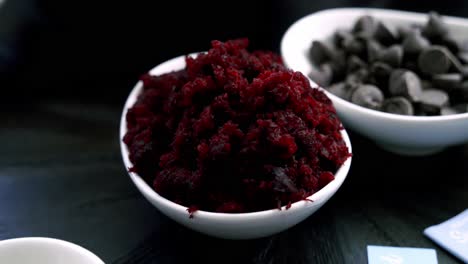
left=308, top=11, right=468, bottom=115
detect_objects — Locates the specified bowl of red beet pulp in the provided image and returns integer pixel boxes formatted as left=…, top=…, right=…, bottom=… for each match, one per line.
left=119, top=39, right=352, bottom=240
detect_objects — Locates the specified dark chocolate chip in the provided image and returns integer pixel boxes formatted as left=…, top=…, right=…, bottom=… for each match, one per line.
left=370, top=62, right=393, bottom=92
left=403, top=60, right=419, bottom=73
left=419, top=88, right=450, bottom=114
left=346, top=68, right=369, bottom=86
left=326, top=82, right=348, bottom=99
left=423, top=11, right=449, bottom=39
left=402, top=33, right=430, bottom=55
left=343, top=36, right=365, bottom=56
left=308, top=63, right=333, bottom=87
left=347, top=55, right=367, bottom=73
left=355, top=31, right=374, bottom=42
left=398, top=25, right=423, bottom=39
left=350, top=84, right=384, bottom=109
left=333, top=29, right=353, bottom=48
left=329, top=50, right=347, bottom=80
left=353, top=15, right=377, bottom=37
left=432, top=73, right=463, bottom=91
left=374, top=21, right=399, bottom=44
left=370, top=62, right=393, bottom=79
left=309, top=40, right=335, bottom=65
left=382, top=96, right=414, bottom=115
left=367, top=40, right=383, bottom=62
left=378, top=45, right=403, bottom=67
left=344, top=83, right=360, bottom=101
left=418, top=46, right=451, bottom=75
left=389, top=69, right=422, bottom=101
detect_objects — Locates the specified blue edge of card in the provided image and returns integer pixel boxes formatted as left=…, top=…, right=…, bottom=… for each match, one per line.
left=423, top=208, right=468, bottom=264
left=367, top=245, right=438, bottom=264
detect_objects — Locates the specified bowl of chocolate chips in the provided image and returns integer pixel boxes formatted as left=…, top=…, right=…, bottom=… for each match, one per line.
left=281, top=8, right=468, bottom=155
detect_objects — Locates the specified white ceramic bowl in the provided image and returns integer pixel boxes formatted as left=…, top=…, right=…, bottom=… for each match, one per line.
left=281, top=8, right=468, bottom=156
left=0, top=237, right=104, bottom=264
left=119, top=54, right=352, bottom=240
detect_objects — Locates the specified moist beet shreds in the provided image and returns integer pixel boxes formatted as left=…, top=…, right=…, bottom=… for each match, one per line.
left=123, top=38, right=350, bottom=213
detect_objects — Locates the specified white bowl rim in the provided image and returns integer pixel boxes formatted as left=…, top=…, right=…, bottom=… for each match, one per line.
left=119, top=54, right=352, bottom=220
left=0, top=237, right=104, bottom=264
left=280, top=7, right=468, bottom=123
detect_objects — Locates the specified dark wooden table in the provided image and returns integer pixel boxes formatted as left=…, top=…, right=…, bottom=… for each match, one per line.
left=1, top=100, right=466, bottom=263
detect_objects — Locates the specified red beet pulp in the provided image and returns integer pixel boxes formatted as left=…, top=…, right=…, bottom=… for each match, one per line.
left=124, top=39, right=350, bottom=214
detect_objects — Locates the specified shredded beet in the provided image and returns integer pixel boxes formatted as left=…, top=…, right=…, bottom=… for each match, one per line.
left=124, top=38, right=350, bottom=213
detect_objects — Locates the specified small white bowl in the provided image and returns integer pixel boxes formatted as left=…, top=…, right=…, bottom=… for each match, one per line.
left=0, top=237, right=104, bottom=264
left=119, top=54, right=352, bottom=240
left=281, top=8, right=468, bottom=156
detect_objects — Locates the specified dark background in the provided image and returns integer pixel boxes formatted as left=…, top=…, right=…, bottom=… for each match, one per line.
left=1, top=1, right=467, bottom=264
left=2, top=0, right=468, bottom=105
